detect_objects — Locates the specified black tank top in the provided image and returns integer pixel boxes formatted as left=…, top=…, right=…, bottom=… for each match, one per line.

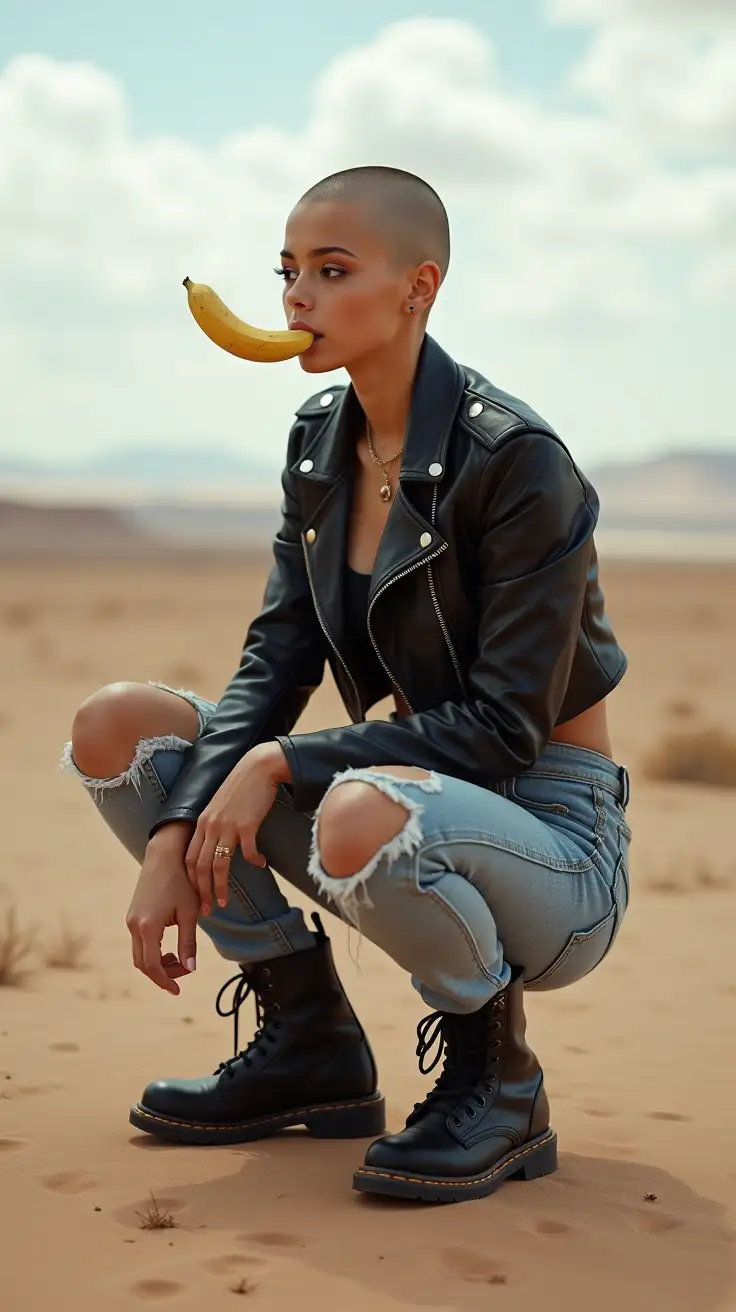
left=344, top=567, right=391, bottom=710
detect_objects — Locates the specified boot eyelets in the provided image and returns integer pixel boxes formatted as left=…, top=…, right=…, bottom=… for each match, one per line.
left=476, top=1096, right=486, bottom=1108
left=466, top=1106, right=476, bottom=1118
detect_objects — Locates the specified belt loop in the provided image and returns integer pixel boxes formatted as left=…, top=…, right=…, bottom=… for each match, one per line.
left=618, top=765, right=630, bottom=810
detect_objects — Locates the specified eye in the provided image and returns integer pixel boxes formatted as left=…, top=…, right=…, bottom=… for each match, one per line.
left=321, top=265, right=346, bottom=279
left=273, top=266, right=296, bottom=282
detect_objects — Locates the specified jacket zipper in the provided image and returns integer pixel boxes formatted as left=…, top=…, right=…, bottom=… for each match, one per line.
left=366, top=542, right=449, bottom=715
left=426, top=485, right=466, bottom=692
left=301, top=535, right=364, bottom=723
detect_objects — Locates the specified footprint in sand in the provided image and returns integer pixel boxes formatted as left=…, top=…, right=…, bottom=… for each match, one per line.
left=41, top=1171, right=99, bottom=1195
left=582, top=1107, right=616, bottom=1119
left=131, top=1279, right=183, bottom=1300
left=565, top=1044, right=589, bottom=1055
left=440, top=1246, right=508, bottom=1285
left=646, top=1111, right=692, bottom=1123
left=0, top=1136, right=29, bottom=1153
left=49, top=1042, right=79, bottom=1053
left=632, top=1212, right=683, bottom=1235
left=533, top=1218, right=571, bottom=1237
left=203, top=1254, right=268, bottom=1277
left=242, top=1232, right=309, bottom=1249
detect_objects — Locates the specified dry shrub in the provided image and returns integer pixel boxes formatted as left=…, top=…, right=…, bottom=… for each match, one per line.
left=643, top=727, right=736, bottom=789
left=665, top=698, right=696, bottom=720
left=43, top=921, right=91, bottom=971
left=135, top=1194, right=177, bottom=1231
left=1, top=602, right=38, bottom=629
left=646, top=859, right=733, bottom=896
left=0, top=906, right=40, bottom=987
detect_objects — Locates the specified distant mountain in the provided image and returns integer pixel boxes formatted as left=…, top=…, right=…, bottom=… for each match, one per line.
left=590, top=448, right=736, bottom=533
left=0, top=443, right=278, bottom=490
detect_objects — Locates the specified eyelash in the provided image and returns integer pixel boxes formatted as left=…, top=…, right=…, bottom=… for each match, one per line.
left=273, top=266, right=346, bottom=283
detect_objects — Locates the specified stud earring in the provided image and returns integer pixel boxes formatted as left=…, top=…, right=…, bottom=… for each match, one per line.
left=408, top=304, right=416, bottom=313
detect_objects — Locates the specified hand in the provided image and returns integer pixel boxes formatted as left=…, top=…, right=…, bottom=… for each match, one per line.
left=184, top=742, right=291, bottom=916
left=126, top=824, right=200, bottom=994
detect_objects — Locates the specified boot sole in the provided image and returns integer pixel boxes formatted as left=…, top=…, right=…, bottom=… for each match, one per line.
left=353, top=1128, right=557, bottom=1203
left=129, top=1092, right=386, bottom=1145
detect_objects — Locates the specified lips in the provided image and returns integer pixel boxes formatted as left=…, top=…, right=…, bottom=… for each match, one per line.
left=289, top=321, right=321, bottom=338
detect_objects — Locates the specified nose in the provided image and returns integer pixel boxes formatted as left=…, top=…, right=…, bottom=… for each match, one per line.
left=284, top=271, right=314, bottom=314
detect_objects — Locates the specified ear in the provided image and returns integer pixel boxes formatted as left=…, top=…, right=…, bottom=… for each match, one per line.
left=408, top=260, right=442, bottom=316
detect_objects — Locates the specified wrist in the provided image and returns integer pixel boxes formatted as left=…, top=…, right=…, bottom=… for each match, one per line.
left=149, top=820, right=195, bottom=850
left=252, top=740, right=292, bottom=785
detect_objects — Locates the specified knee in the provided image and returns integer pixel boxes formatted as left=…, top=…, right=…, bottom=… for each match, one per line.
left=316, top=781, right=411, bottom=879
left=70, top=682, right=159, bottom=778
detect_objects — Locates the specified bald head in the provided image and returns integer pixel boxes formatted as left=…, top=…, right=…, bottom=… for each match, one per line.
left=298, top=166, right=450, bottom=284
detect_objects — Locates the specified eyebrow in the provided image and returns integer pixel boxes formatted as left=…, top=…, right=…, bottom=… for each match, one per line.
left=280, top=246, right=358, bottom=259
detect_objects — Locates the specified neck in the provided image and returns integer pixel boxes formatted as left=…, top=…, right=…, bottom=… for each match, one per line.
left=347, top=329, right=425, bottom=450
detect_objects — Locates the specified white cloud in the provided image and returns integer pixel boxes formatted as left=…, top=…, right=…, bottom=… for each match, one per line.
left=548, top=0, right=736, bottom=27
left=0, top=17, right=734, bottom=470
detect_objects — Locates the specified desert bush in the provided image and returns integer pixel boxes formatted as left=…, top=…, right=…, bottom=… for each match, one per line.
left=643, top=727, right=736, bottom=789
left=43, top=921, right=91, bottom=971
left=0, top=906, right=39, bottom=987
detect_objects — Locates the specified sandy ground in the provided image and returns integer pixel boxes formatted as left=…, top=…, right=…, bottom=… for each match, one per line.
left=0, top=554, right=734, bottom=1311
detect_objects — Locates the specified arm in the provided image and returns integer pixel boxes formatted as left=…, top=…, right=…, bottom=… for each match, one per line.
left=149, top=422, right=328, bottom=838
left=276, top=431, right=598, bottom=810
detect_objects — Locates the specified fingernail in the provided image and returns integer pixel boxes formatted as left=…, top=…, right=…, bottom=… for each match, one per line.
left=186, top=957, right=196, bottom=972
left=217, top=898, right=227, bottom=908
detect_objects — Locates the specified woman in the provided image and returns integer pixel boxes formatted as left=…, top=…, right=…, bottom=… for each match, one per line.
left=62, top=165, right=631, bottom=1204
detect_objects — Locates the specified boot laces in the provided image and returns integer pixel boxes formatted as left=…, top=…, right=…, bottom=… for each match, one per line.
left=212, top=966, right=283, bottom=1079
left=408, top=994, right=505, bottom=1126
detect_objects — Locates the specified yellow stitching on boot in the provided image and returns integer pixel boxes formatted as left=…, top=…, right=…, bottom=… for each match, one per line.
left=354, top=1130, right=556, bottom=1188
left=130, top=1094, right=382, bottom=1132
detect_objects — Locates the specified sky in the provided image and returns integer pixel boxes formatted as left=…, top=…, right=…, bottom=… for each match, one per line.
left=1, top=0, right=734, bottom=477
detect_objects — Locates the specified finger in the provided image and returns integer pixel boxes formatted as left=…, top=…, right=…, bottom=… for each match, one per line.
left=239, top=829, right=267, bottom=870
left=184, top=825, right=205, bottom=893
left=189, top=827, right=215, bottom=916
left=127, top=918, right=144, bottom=972
left=162, top=951, right=189, bottom=980
left=212, top=836, right=238, bottom=908
left=140, top=920, right=179, bottom=994
left=176, top=917, right=198, bottom=975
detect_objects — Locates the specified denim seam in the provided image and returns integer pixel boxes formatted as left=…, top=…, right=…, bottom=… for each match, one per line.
left=524, top=904, right=616, bottom=988
left=140, top=757, right=168, bottom=805
left=516, top=768, right=624, bottom=801
left=226, top=874, right=292, bottom=956
left=412, top=833, right=597, bottom=875
left=421, top=882, right=501, bottom=989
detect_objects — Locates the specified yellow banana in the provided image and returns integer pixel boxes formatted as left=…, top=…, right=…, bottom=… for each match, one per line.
left=182, top=277, right=314, bottom=362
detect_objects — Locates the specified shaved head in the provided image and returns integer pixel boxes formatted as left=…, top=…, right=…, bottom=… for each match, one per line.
left=298, top=166, right=450, bottom=284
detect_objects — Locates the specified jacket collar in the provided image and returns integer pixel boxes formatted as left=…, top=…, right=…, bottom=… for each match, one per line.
left=290, top=333, right=466, bottom=487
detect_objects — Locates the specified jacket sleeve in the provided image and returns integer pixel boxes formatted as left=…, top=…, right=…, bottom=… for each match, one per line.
left=149, top=420, right=328, bottom=837
left=276, top=431, right=598, bottom=811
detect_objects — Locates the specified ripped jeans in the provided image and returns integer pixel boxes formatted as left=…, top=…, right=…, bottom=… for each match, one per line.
left=61, top=682, right=632, bottom=1014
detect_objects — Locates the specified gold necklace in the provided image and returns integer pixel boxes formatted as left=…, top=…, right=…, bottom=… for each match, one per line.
left=366, top=421, right=404, bottom=503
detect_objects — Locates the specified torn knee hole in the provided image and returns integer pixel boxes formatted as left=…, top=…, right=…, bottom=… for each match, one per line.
left=316, top=783, right=411, bottom=879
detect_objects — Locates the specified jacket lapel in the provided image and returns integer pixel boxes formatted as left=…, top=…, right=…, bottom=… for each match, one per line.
left=290, top=335, right=466, bottom=693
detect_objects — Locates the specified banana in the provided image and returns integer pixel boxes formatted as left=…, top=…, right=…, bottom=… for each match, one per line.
left=182, top=277, right=314, bottom=362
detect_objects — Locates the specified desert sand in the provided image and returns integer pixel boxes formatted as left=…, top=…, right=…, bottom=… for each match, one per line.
left=1, top=553, right=735, bottom=1311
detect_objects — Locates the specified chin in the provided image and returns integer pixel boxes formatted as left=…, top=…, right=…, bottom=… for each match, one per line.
left=297, top=341, right=343, bottom=374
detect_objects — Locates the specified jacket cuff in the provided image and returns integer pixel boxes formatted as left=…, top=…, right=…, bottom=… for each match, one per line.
left=149, top=809, right=199, bottom=840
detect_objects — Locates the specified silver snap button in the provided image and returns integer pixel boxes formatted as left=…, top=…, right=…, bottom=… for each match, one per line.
left=299, top=458, right=314, bottom=473
left=319, top=392, right=334, bottom=407
left=468, top=401, right=484, bottom=418
left=419, top=532, right=432, bottom=548
left=305, top=528, right=316, bottom=544
left=428, top=462, right=443, bottom=477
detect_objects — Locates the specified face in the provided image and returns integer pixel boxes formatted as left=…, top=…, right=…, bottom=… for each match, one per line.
left=277, top=199, right=422, bottom=375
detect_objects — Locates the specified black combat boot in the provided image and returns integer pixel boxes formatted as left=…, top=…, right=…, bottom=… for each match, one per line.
left=353, top=967, right=556, bottom=1202
left=129, top=914, right=385, bottom=1144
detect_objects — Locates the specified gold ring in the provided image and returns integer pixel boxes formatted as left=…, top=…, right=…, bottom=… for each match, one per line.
left=214, top=844, right=234, bottom=859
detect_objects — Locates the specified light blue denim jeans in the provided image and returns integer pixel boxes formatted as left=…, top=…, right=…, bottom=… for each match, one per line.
left=60, top=681, right=632, bottom=1014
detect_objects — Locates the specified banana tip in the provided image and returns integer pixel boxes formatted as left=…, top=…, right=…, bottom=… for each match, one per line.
left=182, top=276, right=191, bottom=288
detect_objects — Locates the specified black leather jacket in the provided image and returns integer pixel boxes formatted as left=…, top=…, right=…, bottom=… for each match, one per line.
left=151, top=334, right=627, bottom=831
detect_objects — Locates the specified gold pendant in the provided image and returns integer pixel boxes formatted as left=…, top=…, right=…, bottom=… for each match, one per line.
left=380, top=480, right=392, bottom=503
